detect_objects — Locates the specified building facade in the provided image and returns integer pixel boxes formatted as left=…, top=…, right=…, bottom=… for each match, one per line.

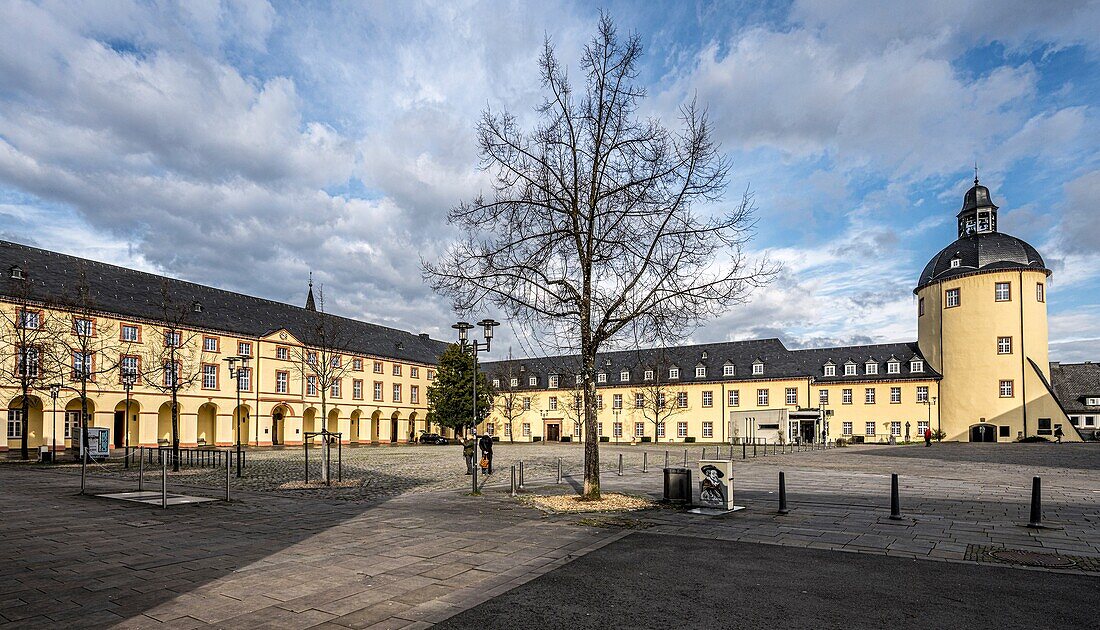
left=0, top=241, right=449, bottom=453
left=480, top=179, right=1086, bottom=443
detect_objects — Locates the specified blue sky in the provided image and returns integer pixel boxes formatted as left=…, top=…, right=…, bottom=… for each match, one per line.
left=1, top=0, right=1098, bottom=360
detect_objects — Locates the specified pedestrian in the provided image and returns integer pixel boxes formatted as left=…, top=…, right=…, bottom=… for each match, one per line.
left=1054, top=426, right=1064, bottom=444
left=924, top=427, right=932, bottom=447
left=478, top=433, right=494, bottom=475
left=462, top=434, right=476, bottom=475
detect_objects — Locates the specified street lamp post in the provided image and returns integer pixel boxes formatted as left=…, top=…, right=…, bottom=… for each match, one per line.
left=224, top=355, right=251, bottom=478
left=122, top=370, right=137, bottom=469
left=49, top=383, right=60, bottom=463
left=453, top=319, right=499, bottom=496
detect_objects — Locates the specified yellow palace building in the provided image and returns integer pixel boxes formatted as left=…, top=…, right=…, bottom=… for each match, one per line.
left=480, top=179, right=1088, bottom=444
left=0, top=240, right=448, bottom=454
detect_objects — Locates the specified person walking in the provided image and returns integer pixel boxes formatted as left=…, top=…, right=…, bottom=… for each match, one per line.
left=462, top=434, right=476, bottom=475
left=1054, top=426, right=1064, bottom=444
left=924, top=427, right=933, bottom=447
left=478, top=434, right=494, bottom=475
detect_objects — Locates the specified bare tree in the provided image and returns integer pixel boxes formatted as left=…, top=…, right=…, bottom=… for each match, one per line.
left=491, top=351, right=537, bottom=443
left=632, top=352, right=686, bottom=443
left=425, top=15, right=774, bottom=498
left=0, top=271, right=66, bottom=459
left=289, top=286, right=356, bottom=483
left=140, top=281, right=210, bottom=472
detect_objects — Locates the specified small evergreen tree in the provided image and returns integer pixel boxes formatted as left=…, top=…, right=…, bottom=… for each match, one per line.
left=426, top=344, right=494, bottom=436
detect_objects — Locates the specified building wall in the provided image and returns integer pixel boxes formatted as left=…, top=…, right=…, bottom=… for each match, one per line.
left=0, top=300, right=436, bottom=452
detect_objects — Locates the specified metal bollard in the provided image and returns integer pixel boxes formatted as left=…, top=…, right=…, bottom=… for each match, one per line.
left=557, top=457, right=562, bottom=484
left=753, top=442, right=757, bottom=458
left=138, top=447, right=145, bottom=491
left=762, top=441, right=767, bottom=457
left=643, top=451, right=648, bottom=473
left=518, top=461, right=525, bottom=490
left=778, top=472, right=789, bottom=515
left=511, top=465, right=518, bottom=497
left=1026, top=476, right=1043, bottom=528
left=618, top=453, right=623, bottom=476
left=889, top=473, right=902, bottom=520
left=225, top=450, right=231, bottom=501
left=683, top=449, right=687, bottom=467
left=664, top=450, right=669, bottom=468
left=161, top=455, right=168, bottom=509
left=742, top=442, right=746, bottom=460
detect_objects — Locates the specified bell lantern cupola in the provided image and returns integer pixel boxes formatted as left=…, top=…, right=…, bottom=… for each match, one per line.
left=957, top=175, right=998, bottom=237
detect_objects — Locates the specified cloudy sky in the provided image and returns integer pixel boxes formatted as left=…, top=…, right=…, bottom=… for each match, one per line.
left=1, top=0, right=1099, bottom=361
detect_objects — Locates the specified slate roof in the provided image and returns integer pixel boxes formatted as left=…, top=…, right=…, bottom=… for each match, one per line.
left=915, top=231, right=1048, bottom=291
left=0, top=240, right=450, bottom=365
left=1049, top=362, right=1100, bottom=414
left=484, top=338, right=940, bottom=390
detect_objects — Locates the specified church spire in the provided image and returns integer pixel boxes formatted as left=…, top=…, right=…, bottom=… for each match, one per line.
left=305, top=271, right=316, bottom=311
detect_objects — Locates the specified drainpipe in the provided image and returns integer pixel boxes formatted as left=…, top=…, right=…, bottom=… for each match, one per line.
left=1018, top=270, right=1027, bottom=437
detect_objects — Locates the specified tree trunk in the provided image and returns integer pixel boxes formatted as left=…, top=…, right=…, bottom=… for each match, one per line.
left=19, top=383, right=29, bottom=460
left=320, top=396, right=330, bottom=483
left=581, top=343, right=600, bottom=500
left=171, top=395, right=180, bottom=472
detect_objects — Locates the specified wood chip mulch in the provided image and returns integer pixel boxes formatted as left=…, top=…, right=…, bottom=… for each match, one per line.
left=523, top=492, right=656, bottom=513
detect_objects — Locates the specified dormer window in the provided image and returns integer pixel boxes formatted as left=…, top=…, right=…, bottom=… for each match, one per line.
left=192, top=301, right=203, bottom=313
left=723, top=364, right=734, bottom=377
left=644, top=370, right=654, bottom=381
left=752, top=361, right=763, bottom=375
left=597, top=372, right=607, bottom=383
left=9, top=265, right=24, bottom=280
left=549, top=374, right=559, bottom=388
left=865, top=362, right=878, bottom=375
left=576, top=374, right=583, bottom=385
left=669, top=367, right=680, bottom=379
left=695, top=366, right=706, bottom=378
left=528, top=376, right=537, bottom=386
left=620, top=370, right=629, bottom=382
left=1086, top=397, right=1100, bottom=406
left=950, top=257, right=961, bottom=268
left=510, top=377, right=518, bottom=387
left=910, top=359, right=924, bottom=373
left=701, top=351, right=708, bottom=360
left=844, top=362, right=856, bottom=376
left=824, top=364, right=836, bottom=377
left=492, top=379, right=501, bottom=388
left=887, top=361, right=900, bottom=374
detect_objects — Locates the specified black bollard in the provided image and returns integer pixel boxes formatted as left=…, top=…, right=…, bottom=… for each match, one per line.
left=742, top=442, right=746, bottom=460
left=510, top=465, right=518, bottom=497
left=518, top=461, right=525, bottom=490
left=618, top=453, right=623, bottom=476
left=643, top=451, right=648, bottom=473
left=1026, top=476, right=1043, bottom=528
left=778, top=472, right=789, bottom=515
left=664, top=450, right=669, bottom=468
left=889, top=473, right=902, bottom=520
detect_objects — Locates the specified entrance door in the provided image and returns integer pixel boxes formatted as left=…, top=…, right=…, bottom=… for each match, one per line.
left=547, top=423, right=561, bottom=442
left=390, top=419, right=398, bottom=443
left=113, top=411, right=125, bottom=448
left=969, top=424, right=996, bottom=442
left=272, top=413, right=282, bottom=446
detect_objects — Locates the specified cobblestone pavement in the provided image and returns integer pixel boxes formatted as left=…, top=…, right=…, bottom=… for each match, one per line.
left=0, top=443, right=1097, bottom=629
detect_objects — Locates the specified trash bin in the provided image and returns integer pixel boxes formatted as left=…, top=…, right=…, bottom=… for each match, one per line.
left=663, top=467, right=692, bottom=504
left=38, top=445, right=52, bottom=463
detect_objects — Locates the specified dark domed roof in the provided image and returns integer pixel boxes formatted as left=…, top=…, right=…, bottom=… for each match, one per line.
left=957, top=180, right=998, bottom=218
left=915, top=231, right=1048, bottom=291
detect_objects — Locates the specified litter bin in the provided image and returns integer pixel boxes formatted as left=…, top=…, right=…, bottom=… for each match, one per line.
left=38, top=446, right=52, bottom=463
left=663, top=467, right=692, bottom=504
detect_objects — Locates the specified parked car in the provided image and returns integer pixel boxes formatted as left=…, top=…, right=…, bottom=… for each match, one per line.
left=417, top=433, right=449, bottom=445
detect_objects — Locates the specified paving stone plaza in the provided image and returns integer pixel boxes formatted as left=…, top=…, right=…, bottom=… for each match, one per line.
left=1, top=442, right=1098, bottom=628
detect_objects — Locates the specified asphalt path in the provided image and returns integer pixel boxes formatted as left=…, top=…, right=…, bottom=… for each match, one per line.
left=437, top=532, right=1097, bottom=629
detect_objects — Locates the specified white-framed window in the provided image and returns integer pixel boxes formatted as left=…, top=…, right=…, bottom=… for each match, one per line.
left=891, top=421, right=901, bottom=436
left=865, top=388, right=876, bottom=404
left=844, top=363, right=856, bottom=376
left=728, top=390, right=739, bottom=406
left=723, top=364, right=735, bottom=377
left=331, top=380, right=341, bottom=398
left=353, top=379, right=363, bottom=400
left=276, top=371, right=289, bottom=394
left=865, top=422, right=876, bottom=436
left=676, top=392, right=688, bottom=408
left=331, top=355, right=341, bottom=369
left=392, top=383, right=402, bottom=402
left=613, top=393, right=623, bottom=409
left=509, top=377, right=518, bottom=387
left=785, top=388, right=797, bottom=405
left=353, top=358, right=363, bottom=371
left=1086, top=398, right=1100, bottom=406
left=1084, top=416, right=1096, bottom=426
left=596, top=422, right=603, bottom=436
left=522, top=397, right=531, bottom=411
left=529, top=376, right=537, bottom=386
left=307, top=375, right=318, bottom=397
left=522, top=423, right=531, bottom=437
left=549, top=375, right=559, bottom=388
left=620, top=370, right=630, bottom=382
left=695, top=366, right=706, bottom=378
left=373, top=361, right=384, bottom=373
left=669, top=367, right=679, bottom=379
left=392, top=364, right=402, bottom=376
left=505, top=423, right=512, bottom=436
left=635, top=422, right=645, bottom=437
left=202, top=364, right=218, bottom=389
left=842, top=388, right=853, bottom=404
left=997, top=336, right=1012, bottom=354
left=274, top=346, right=287, bottom=360
left=890, top=387, right=901, bottom=403
left=597, top=372, right=606, bottom=383
left=18, top=309, right=40, bottom=329
left=644, top=370, right=654, bottom=381
left=910, top=359, right=924, bottom=373
left=122, top=324, right=140, bottom=342
left=1036, top=282, right=1045, bottom=303
left=757, top=389, right=769, bottom=406
left=596, top=394, right=604, bottom=409
left=485, top=424, right=494, bottom=436
left=306, top=351, right=318, bottom=365
left=164, top=330, right=181, bottom=348
left=574, top=422, right=581, bottom=437
left=945, top=288, right=960, bottom=308
left=64, top=410, right=79, bottom=439
left=238, top=341, right=251, bottom=356
left=410, top=366, right=419, bottom=378
left=197, top=336, right=215, bottom=353
left=824, top=364, right=836, bottom=376
left=16, top=346, right=39, bottom=378
left=549, top=396, right=558, bottom=411
left=7, top=409, right=24, bottom=438
left=916, top=386, right=929, bottom=403
left=492, top=379, right=501, bottom=388
left=999, top=380, right=1014, bottom=398
left=73, top=317, right=94, bottom=337
left=71, top=351, right=93, bottom=380
left=702, top=422, right=713, bottom=438
left=657, top=422, right=665, bottom=438
left=677, top=422, right=688, bottom=438
left=635, top=393, right=644, bottom=408
left=819, top=389, right=829, bottom=405
left=411, top=385, right=419, bottom=404
left=995, top=282, right=1011, bottom=302
left=866, top=362, right=878, bottom=375
left=657, top=393, right=666, bottom=408
left=917, top=421, right=928, bottom=435
left=752, top=362, right=764, bottom=375
left=427, top=370, right=435, bottom=380
left=373, top=381, right=383, bottom=401
left=887, top=361, right=900, bottom=374
left=950, top=257, right=961, bottom=268
left=613, top=422, right=622, bottom=438
left=576, top=374, right=583, bottom=385
left=120, top=355, right=139, bottom=381
left=702, top=391, right=713, bottom=407
left=838, top=422, right=851, bottom=435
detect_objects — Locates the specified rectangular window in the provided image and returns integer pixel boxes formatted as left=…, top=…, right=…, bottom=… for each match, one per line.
left=819, top=389, right=829, bottom=405
left=890, top=387, right=901, bottom=404
left=844, top=363, right=856, bottom=376
left=331, top=379, right=341, bottom=398
left=373, top=381, right=383, bottom=401
left=238, top=341, right=251, bottom=356
left=785, top=388, right=797, bottom=405
left=891, top=421, right=901, bottom=436
left=677, top=392, right=688, bottom=408
left=276, top=346, right=288, bottom=360
left=644, top=370, right=654, bottom=381
left=613, top=393, right=623, bottom=409
left=1037, top=417, right=1052, bottom=435
left=485, top=424, right=495, bottom=436
left=393, top=364, right=402, bottom=377
left=1036, top=282, right=1045, bottom=302
left=917, top=421, right=928, bottom=435
left=411, top=385, right=419, bottom=404
left=865, top=388, right=876, bottom=404
left=723, top=364, right=734, bottom=377
left=119, top=355, right=139, bottom=382
left=576, top=374, right=583, bottom=385
left=635, top=393, right=644, bottom=408
left=865, top=422, right=876, bottom=436
left=997, top=336, right=1012, bottom=354
left=597, top=373, right=606, bottom=383
left=331, top=355, right=341, bottom=369
left=657, top=393, right=666, bottom=408
left=73, top=317, right=94, bottom=337
left=702, top=422, right=713, bottom=438
left=752, top=363, right=764, bottom=375
left=276, top=371, right=289, bottom=394
left=824, top=364, right=835, bottom=376
left=505, top=424, right=512, bottom=436
left=596, top=394, right=604, bottom=410
left=842, top=421, right=853, bottom=435
left=523, top=397, right=531, bottom=411
left=238, top=368, right=252, bottom=392
left=620, top=370, right=630, bottom=382
left=574, top=422, right=581, bottom=437
left=72, top=351, right=93, bottom=380
left=374, top=361, right=384, bottom=373
left=427, top=370, right=435, bottom=380
left=7, top=409, right=23, bottom=438
left=18, top=309, right=40, bottom=329
left=202, top=364, right=218, bottom=389
left=995, top=282, right=1011, bottom=302
left=887, top=362, right=900, bottom=374
left=64, top=410, right=78, bottom=439
left=919, top=297, right=925, bottom=316
left=549, top=396, right=558, bottom=411
left=865, top=363, right=878, bottom=375
left=121, top=324, right=140, bottom=342
left=945, top=288, right=960, bottom=308
left=911, top=360, right=924, bottom=373
left=307, top=375, right=317, bottom=397
left=635, top=422, right=645, bottom=437
left=669, top=367, right=680, bottom=379
left=16, top=346, right=39, bottom=378
left=522, top=423, right=531, bottom=437
left=916, top=386, right=929, bottom=403
left=392, top=383, right=402, bottom=403
left=410, top=366, right=419, bottom=378
left=999, top=380, right=1014, bottom=398
left=164, top=330, right=181, bottom=347
left=306, top=351, right=318, bottom=365
left=729, top=390, right=739, bottom=407
left=757, top=389, right=769, bottom=406
left=353, top=358, right=363, bottom=371
left=842, top=388, right=853, bottom=404
left=613, top=422, right=623, bottom=438
left=529, top=376, right=538, bottom=386
left=702, top=391, right=713, bottom=407
left=695, top=366, right=706, bottom=378
left=677, top=422, right=688, bottom=438
left=507, top=378, right=517, bottom=387
left=353, top=379, right=363, bottom=399
left=198, top=336, right=216, bottom=353
left=549, top=374, right=559, bottom=388
left=657, top=422, right=666, bottom=438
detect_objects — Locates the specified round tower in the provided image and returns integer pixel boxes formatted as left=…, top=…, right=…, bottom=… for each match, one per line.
left=914, top=177, right=1069, bottom=441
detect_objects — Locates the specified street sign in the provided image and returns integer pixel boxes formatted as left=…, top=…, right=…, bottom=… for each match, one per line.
left=76, top=427, right=110, bottom=459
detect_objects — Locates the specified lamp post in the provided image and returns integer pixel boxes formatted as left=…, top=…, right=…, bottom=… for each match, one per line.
left=453, top=319, right=499, bottom=496
left=122, top=369, right=137, bottom=468
left=224, top=355, right=251, bottom=477
left=49, top=383, right=60, bottom=463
